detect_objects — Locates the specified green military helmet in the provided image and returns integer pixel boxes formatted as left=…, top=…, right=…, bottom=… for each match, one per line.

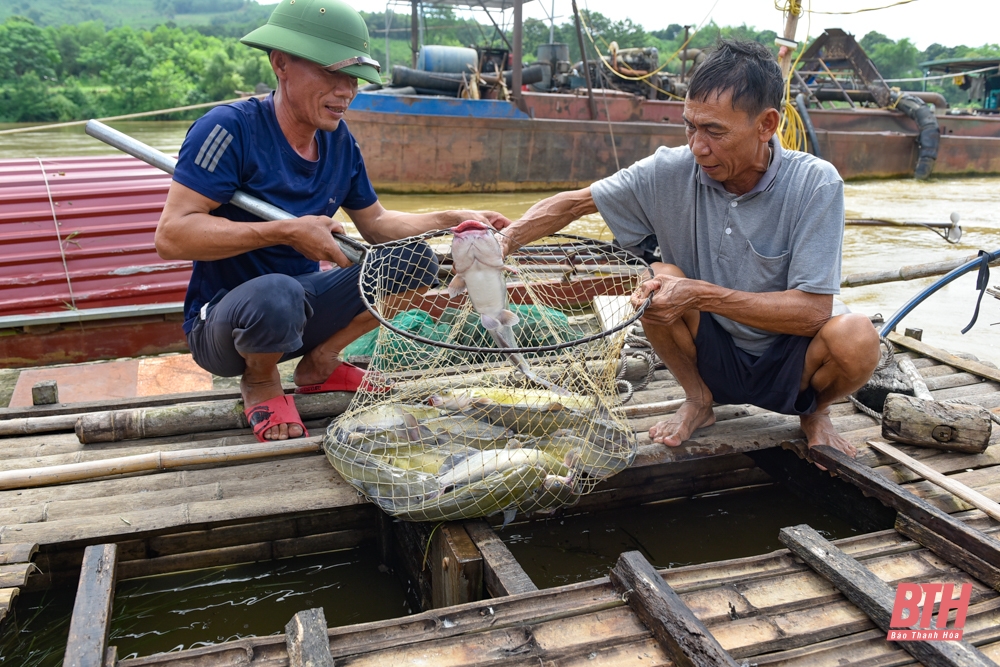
left=241, top=0, right=382, bottom=84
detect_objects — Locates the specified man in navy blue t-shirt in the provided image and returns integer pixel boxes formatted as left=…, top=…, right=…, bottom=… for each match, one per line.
left=156, top=0, right=510, bottom=442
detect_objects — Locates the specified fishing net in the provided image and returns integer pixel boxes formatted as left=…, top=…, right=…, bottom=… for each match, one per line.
left=324, top=227, right=651, bottom=523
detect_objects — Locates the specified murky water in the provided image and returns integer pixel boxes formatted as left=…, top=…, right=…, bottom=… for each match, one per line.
left=0, top=545, right=411, bottom=666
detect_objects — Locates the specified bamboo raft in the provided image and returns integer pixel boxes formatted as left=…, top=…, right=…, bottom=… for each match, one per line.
left=2, top=331, right=1000, bottom=666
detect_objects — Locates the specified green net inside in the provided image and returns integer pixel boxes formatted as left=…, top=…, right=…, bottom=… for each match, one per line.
left=324, top=230, right=650, bottom=523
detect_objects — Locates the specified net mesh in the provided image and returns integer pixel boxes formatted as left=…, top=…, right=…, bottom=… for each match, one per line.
left=323, top=228, right=650, bottom=522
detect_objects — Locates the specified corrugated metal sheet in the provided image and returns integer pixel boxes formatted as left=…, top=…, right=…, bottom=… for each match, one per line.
left=0, top=155, right=189, bottom=316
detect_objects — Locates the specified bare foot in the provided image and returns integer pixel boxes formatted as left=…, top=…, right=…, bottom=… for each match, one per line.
left=649, top=400, right=716, bottom=447
left=800, top=410, right=855, bottom=465
left=293, top=349, right=342, bottom=387
left=241, top=372, right=303, bottom=441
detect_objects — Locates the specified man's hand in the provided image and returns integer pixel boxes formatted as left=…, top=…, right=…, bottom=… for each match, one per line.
left=480, top=211, right=513, bottom=231
left=631, top=274, right=703, bottom=327
left=285, top=215, right=352, bottom=267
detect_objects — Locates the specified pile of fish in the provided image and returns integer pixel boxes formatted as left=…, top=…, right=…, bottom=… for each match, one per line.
left=323, top=386, right=636, bottom=523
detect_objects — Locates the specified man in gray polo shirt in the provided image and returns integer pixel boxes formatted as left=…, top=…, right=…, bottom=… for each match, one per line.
left=500, top=40, right=880, bottom=459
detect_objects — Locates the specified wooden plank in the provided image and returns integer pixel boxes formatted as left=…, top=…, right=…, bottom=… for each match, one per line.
left=64, top=543, right=118, bottom=667
left=0, top=386, right=249, bottom=421
left=779, top=524, right=994, bottom=667
left=868, top=440, right=1000, bottom=521
left=0, top=587, right=18, bottom=624
left=896, top=513, right=1000, bottom=591
left=882, top=394, right=992, bottom=453
left=888, top=332, right=1000, bottom=385
left=285, top=608, right=334, bottom=667
left=609, top=550, right=738, bottom=667
left=463, top=520, right=537, bottom=596
left=431, top=523, right=483, bottom=609
left=0, top=542, right=37, bottom=564
left=809, top=445, right=1000, bottom=567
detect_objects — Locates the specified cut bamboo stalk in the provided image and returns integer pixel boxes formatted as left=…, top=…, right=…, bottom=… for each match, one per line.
left=618, top=398, right=685, bottom=418
left=75, top=393, right=351, bottom=443
left=0, top=414, right=80, bottom=437
left=841, top=253, right=1000, bottom=288
left=867, top=439, right=1000, bottom=522
left=0, top=438, right=323, bottom=491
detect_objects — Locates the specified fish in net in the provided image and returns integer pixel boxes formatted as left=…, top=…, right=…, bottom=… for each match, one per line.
left=324, top=222, right=651, bottom=523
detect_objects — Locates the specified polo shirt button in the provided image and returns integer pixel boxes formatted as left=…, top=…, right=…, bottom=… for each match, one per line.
left=725, top=228, right=732, bottom=234
left=731, top=201, right=738, bottom=208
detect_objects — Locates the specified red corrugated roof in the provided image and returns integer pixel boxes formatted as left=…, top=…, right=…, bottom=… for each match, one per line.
left=0, top=155, right=190, bottom=316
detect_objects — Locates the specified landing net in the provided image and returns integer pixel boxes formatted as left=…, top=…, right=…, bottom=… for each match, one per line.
left=323, top=229, right=651, bottom=523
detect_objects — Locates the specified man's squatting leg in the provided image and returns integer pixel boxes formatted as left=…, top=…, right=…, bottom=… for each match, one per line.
left=798, top=313, right=881, bottom=457
left=642, top=263, right=717, bottom=447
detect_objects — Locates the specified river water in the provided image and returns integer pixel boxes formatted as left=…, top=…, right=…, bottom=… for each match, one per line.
left=0, top=120, right=997, bottom=663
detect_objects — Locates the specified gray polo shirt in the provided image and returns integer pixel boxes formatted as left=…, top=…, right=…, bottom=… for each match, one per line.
left=592, top=137, right=844, bottom=356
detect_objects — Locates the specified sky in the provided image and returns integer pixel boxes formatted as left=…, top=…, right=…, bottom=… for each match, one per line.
left=262, top=0, right=999, bottom=51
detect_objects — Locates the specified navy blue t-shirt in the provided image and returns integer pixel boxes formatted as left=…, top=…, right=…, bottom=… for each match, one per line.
left=173, top=94, right=379, bottom=333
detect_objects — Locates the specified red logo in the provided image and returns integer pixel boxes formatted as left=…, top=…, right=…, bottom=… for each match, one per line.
left=887, top=583, right=972, bottom=641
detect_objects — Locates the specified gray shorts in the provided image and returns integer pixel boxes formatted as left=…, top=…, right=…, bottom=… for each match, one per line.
left=187, top=242, right=438, bottom=377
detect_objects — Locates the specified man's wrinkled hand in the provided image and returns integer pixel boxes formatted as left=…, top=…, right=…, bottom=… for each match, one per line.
left=634, top=274, right=700, bottom=326
left=481, top=211, right=513, bottom=231
left=289, top=215, right=352, bottom=267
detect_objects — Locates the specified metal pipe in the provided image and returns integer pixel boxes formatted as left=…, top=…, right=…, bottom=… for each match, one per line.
left=795, top=93, right=823, bottom=158
left=84, top=120, right=366, bottom=265
left=511, top=0, right=524, bottom=110
left=571, top=0, right=597, bottom=120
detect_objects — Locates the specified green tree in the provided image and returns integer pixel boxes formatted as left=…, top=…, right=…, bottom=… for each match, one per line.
left=0, top=16, right=61, bottom=80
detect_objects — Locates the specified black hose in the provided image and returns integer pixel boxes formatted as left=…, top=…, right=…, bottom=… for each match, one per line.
left=795, top=93, right=823, bottom=159
left=890, top=91, right=940, bottom=180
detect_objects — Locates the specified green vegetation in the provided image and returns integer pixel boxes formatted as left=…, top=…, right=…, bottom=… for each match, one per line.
left=2, top=1, right=999, bottom=123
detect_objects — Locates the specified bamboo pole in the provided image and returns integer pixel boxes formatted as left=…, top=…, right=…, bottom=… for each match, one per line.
left=0, top=414, right=79, bottom=437
left=867, top=439, right=1000, bottom=522
left=617, top=398, right=684, bottom=418
left=841, top=253, right=1000, bottom=288
left=0, top=438, right=323, bottom=491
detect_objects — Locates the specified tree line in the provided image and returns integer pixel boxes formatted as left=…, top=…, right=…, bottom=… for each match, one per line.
left=2, top=10, right=998, bottom=123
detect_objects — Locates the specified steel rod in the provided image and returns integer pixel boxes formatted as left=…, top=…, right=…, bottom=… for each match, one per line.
left=84, top=119, right=366, bottom=265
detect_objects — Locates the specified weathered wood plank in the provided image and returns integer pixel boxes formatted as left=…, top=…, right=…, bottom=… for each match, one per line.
left=610, top=550, right=737, bottom=667
left=888, top=332, right=1000, bottom=385
left=463, top=520, right=537, bottom=597
left=809, top=445, right=1000, bottom=567
left=431, top=523, right=483, bottom=609
left=64, top=543, right=118, bottom=667
left=0, top=587, right=18, bottom=624
left=779, top=524, right=994, bottom=667
left=896, top=513, right=1000, bottom=591
left=285, top=608, right=334, bottom=667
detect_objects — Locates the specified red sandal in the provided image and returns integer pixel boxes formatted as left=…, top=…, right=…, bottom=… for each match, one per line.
left=294, top=362, right=391, bottom=394
left=243, top=394, right=308, bottom=442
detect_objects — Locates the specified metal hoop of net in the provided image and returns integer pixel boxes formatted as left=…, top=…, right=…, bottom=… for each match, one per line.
left=323, top=227, right=652, bottom=523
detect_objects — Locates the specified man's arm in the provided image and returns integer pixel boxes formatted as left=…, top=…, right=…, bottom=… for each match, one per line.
left=155, top=181, right=352, bottom=267
left=344, top=201, right=511, bottom=244
left=634, top=272, right=833, bottom=338
left=498, top=187, right=597, bottom=254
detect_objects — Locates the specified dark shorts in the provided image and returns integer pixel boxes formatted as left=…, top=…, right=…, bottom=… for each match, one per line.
left=695, top=312, right=818, bottom=416
left=187, top=242, right=438, bottom=377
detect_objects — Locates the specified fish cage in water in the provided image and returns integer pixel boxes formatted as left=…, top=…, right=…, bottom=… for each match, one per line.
left=324, top=223, right=652, bottom=522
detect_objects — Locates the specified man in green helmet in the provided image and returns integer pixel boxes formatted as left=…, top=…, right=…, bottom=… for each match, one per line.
left=156, top=0, right=511, bottom=442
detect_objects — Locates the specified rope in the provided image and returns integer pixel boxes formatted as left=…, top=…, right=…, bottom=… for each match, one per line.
left=599, top=92, right=621, bottom=171
left=37, top=158, right=77, bottom=310
left=883, top=66, right=1000, bottom=84
left=777, top=0, right=811, bottom=150
left=808, top=0, right=917, bottom=14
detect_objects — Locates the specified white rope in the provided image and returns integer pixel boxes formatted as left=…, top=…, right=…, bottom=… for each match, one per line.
left=599, top=92, right=621, bottom=171
left=37, top=158, right=77, bottom=310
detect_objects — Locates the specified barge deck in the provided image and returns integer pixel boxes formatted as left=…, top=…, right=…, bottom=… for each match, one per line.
left=1, top=331, right=999, bottom=665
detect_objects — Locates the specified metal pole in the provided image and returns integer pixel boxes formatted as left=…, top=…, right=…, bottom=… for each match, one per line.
left=411, top=0, right=418, bottom=67
left=549, top=0, right=555, bottom=44
left=572, top=0, right=597, bottom=120
left=384, top=2, right=392, bottom=76
left=680, top=25, right=691, bottom=83
left=83, top=120, right=365, bottom=265
left=511, top=0, right=524, bottom=109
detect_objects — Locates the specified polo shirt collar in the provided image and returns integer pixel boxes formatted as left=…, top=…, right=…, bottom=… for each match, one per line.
left=697, top=135, right=783, bottom=196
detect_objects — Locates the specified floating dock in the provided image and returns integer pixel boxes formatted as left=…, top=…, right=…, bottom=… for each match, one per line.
left=1, top=331, right=999, bottom=665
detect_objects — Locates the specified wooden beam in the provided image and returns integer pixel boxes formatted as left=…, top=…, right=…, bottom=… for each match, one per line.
left=887, top=332, right=1000, bottom=385
left=285, top=608, right=334, bottom=667
left=895, top=513, right=1000, bottom=591
left=779, top=524, right=993, bottom=667
left=430, top=523, right=483, bottom=609
left=867, top=440, right=1000, bottom=521
left=609, top=550, right=738, bottom=667
left=64, top=543, right=118, bottom=667
left=809, top=445, right=1000, bottom=567
left=881, top=394, right=991, bottom=453
left=464, top=521, right=537, bottom=597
